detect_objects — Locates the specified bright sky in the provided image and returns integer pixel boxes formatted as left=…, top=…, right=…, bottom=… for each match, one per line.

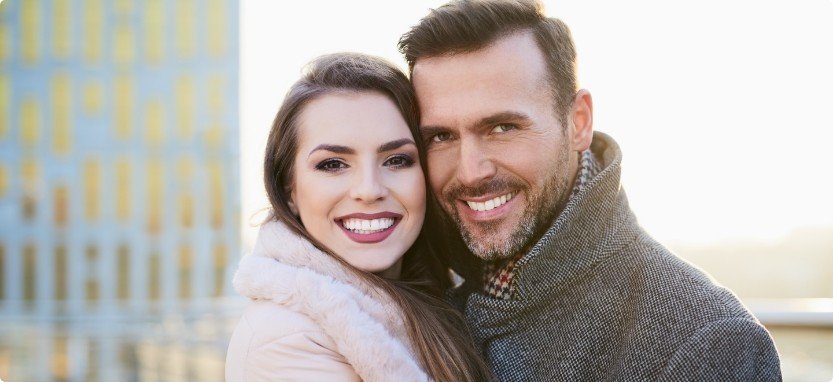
left=240, top=0, right=833, bottom=249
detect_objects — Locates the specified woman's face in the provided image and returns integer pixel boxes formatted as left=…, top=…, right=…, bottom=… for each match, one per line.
left=290, top=91, right=426, bottom=278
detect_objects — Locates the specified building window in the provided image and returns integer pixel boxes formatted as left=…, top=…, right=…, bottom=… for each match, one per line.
left=113, top=24, right=135, bottom=65
left=145, top=99, right=165, bottom=146
left=148, top=251, right=160, bottom=301
left=85, top=245, right=99, bottom=306
left=0, top=243, right=5, bottom=299
left=21, top=98, right=41, bottom=147
left=23, top=244, right=36, bottom=304
left=144, top=0, right=164, bottom=63
left=52, top=336, right=69, bottom=380
left=177, top=156, right=195, bottom=229
left=206, top=0, right=226, bottom=57
left=0, top=24, right=10, bottom=63
left=52, top=73, right=72, bottom=155
left=22, top=0, right=41, bottom=64
left=52, top=0, right=72, bottom=59
left=208, top=161, right=223, bottom=229
left=147, top=160, right=163, bottom=234
left=114, top=76, right=134, bottom=139
left=116, top=158, right=131, bottom=221
left=21, top=160, right=39, bottom=221
left=207, top=75, right=224, bottom=117
left=178, top=245, right=192, bottom=299
left=117, top=244, right=130, bottom=300
left=175, top=76, right=194, bottom=139
left=54, top=245, right=67, bottom=301
left=0, top=74, right=8, bottom=138
left=83, top=81, right=103, bottom=116
left=53, top=184, right=69, bottom=227
left=0, top=164, right=8, bottom=198
left=175, top=0, right=196, bottom=58
left=84, top=159, right=101, bottom=221
left=83, top=0, right=103, bottom=63
left=213, top=243, right=227, bottom=297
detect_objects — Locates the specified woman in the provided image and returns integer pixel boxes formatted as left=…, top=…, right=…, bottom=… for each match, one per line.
left=225, top=53, right=491, bottom=381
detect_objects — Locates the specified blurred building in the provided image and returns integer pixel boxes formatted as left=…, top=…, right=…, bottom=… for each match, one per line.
left=0, top=0, right=240, bottom=318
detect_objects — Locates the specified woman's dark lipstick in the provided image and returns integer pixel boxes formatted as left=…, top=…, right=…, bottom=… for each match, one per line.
left=335, top=212, right=402, bottom=244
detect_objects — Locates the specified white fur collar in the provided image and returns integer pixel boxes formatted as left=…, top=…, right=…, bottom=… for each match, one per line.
left=233, top=221, right=428, bottom=381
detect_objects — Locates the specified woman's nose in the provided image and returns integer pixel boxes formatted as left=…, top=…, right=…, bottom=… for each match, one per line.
left=349, top=166, right=388, bottom=203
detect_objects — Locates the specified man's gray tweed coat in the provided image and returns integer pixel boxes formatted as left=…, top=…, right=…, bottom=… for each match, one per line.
left=449, top=132, right=781, bottom=381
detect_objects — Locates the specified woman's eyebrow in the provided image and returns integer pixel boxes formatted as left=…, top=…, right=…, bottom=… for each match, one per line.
left=377, top=138, right=415, bottom=153
left=308, top=144, right=355, bottom=157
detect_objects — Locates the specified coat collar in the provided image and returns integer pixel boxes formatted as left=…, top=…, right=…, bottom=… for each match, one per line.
left=233, top=221, right=428, bottom=381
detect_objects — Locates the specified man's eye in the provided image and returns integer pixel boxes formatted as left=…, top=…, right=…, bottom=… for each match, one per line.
left=315, top=159, right=348, bottom=172
left=431, top=132, right=452, bottom=143
left=491, top=124, right=516, bottom=133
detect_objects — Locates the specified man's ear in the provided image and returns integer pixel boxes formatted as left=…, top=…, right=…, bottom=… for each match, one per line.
left=570, top=89, right=593, bottom=152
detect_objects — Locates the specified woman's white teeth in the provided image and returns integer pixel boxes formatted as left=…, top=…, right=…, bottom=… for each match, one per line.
left=343, top=218, right=395, bottom=234
left=466, top=193, right=513, bottom=212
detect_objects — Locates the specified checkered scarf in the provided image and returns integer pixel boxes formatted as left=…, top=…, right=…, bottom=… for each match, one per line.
left=483, top=149, right=602, bottom=299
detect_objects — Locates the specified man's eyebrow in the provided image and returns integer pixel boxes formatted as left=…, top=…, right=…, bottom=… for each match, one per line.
left=308, top=144, right=355, bottom=157
left=378, top=138, right=416, bottom=153
left=419, top=125, right=448, bottom=137
left=476, top=111, right=531, bottom=128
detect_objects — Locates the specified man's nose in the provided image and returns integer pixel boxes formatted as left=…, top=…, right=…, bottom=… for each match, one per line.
left=349, top=165, right=388, bottom=203
left=457, top=138, right=497, bottom=187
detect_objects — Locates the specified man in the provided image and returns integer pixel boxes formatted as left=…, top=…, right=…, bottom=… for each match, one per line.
left=399, top=0, right=781, bottom=380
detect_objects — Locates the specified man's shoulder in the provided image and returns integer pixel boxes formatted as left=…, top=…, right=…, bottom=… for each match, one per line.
left=609, top=233, right=756, bottom=324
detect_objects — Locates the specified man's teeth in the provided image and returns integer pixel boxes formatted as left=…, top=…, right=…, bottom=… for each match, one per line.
left=466, top=193, right=513, bottom=212
left=343, top=217, right=395, bottom=234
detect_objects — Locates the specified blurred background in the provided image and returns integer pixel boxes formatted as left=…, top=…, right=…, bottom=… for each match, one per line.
left=1, top=0, right=831, bottom=381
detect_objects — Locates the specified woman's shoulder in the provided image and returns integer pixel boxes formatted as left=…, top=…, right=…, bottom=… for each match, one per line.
left=226, top=300, right=359, bottom=381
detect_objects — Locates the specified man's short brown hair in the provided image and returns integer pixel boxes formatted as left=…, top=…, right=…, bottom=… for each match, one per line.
left=398, top=0, right=578, bottom=125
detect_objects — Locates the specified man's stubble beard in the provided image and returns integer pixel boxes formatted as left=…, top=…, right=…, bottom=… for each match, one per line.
left=444, top=150, right=575, bottom=262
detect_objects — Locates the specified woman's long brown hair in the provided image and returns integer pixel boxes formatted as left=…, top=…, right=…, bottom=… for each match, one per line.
left=263, top=53, right=492, bottom=381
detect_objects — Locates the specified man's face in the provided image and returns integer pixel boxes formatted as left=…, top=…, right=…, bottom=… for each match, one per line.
left=412, top=31, right=583, bottom=261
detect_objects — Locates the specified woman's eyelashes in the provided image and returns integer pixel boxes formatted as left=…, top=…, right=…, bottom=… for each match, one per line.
left=383, top=154, right=415, bottom=169
left=314, top=154, right=415, bottom=173
left=315, top=158, right=348, bottom=172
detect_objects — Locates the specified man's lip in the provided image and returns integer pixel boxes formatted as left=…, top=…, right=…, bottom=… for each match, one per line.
left=335, top=211, right=402, bottom=221
left=458, top=191, right=515, bottom=203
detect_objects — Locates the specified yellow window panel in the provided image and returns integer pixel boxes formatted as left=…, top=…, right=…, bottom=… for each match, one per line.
left=115, top=158, right=131, bottom=221
left=117, top=245, right=130, bottom=300
left=175, top=76, right=195, bottom=138
left=114, top=0, right=133, bottom=16
left=207, top=75, right=224, bottom=116
left=180, top=193, right=194, bottom=228
left=208, top=161, right=223, bottom=229
left=178, top=245, right=192, bottom=299
left=0, top=74, right=8, bottom=138
left=145, top=100, right=165, bottom=145
left=22, top=0, right=41, bottom=64
left=0, top=25, right=10, bottom=62
left=54, top=185, right=69, bottom=227
left=175, top=0, right=196, bottom=58
left=23, top=244, right=36, bottom=302
left=206, top=0, right=226, bottom=57
left=147, top=159, right=164, bottom=234
left=204, top=124, right=223, bottom=150
left=21, top=160, right=39, bottom=221
left=114, top=76, right=134, bottom=139
left=83, top=81, right=103, bottom=115
left=83, top=0, right=103, bottom=62
left=54, top=245, right=68, bottom=301
left=113, top=24, right=135, bottom=65
left=213, top=243, right=227, bottom=297
left=0, top=165, right=7, bottom=197
left=52, top=0, right=72, bottom=58
left=144, top=0, right=164, bottom=63
left=84, top=159, right=101, bottom=221
left=176, top=155, right=195, bottom=179
left=148, top=252, right=160, bottom=300
left=51, top=74, right=72, bottom=155
left=21, top=98, right=41, bottom=146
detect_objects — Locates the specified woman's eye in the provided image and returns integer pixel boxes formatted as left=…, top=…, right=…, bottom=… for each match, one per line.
left=315, top=159, right=348, bottom=172
left=383, top=154, right=415, bottom=169
left=431, top=132, right=452, bottom=143
left=491, top=124, right=516, bottom=134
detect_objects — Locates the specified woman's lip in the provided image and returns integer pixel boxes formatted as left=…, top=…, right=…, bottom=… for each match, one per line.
left=338, top=219, right=400, bottom=244
left=335, top=211, right=402, bottom=220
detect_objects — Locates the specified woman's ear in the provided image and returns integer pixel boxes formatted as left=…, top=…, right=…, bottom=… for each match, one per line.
left=287, top=187, right=299, bottom=216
